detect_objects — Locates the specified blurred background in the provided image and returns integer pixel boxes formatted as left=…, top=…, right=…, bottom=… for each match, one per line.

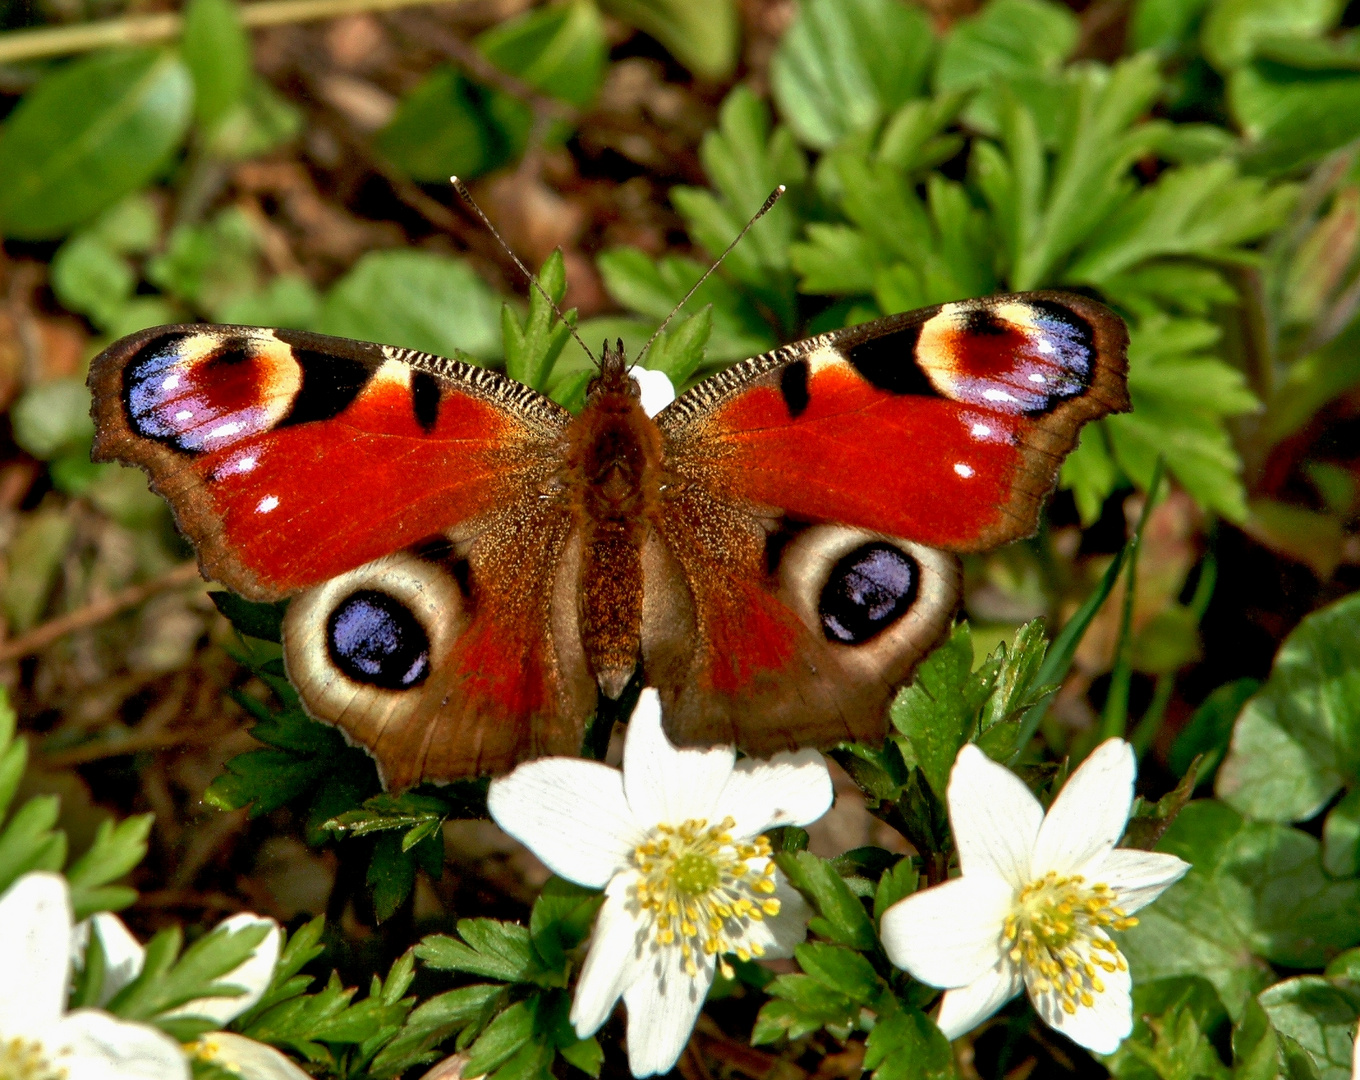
left=0, top=0, right=1358, bottom=1074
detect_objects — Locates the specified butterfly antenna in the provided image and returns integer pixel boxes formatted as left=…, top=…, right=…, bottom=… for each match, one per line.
left=634, top=185, right=785, bottom=366
left=450, top=176, right=599, bottom=365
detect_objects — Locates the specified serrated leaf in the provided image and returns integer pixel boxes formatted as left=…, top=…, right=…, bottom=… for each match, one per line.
left=863, top=1007, right=956, bottom=1080
left=793, top=942, right=882, bottom=1004
left=418, top=920, right=557, bottom=985
left=770, top=0, right=934, bottom=151
left=775, top=851, right=877, bottom=950
left=503, top=251, right=574, bottom=391
left=66, top=814, right=153, bottom=918
left=464, top=998, right=539, bottom=1076
left=528, top=877, right=604, bottom=971
left=210, top=592, right=288, bottom=643
left=1259, top=976, right=1360, bottom=1080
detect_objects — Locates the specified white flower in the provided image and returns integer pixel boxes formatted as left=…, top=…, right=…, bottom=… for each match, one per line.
left=0, top=871, right=189, bottom=1080
left=629, top=366, right=675, bottom=417
left=75, top=909, right=281, bottom=1024
left=72, top=901, right=289, bottom=1079
left=194, top=1031, right=313, bottom=1080
left=879, top=740, right=1190, bottom=1055
left=488, top=688, right=833, bottom=1077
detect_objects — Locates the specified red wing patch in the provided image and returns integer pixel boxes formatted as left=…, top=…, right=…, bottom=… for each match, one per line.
left=661, top=291, right=1129, bottom=552
left=89, top=325, right=569, bottom=599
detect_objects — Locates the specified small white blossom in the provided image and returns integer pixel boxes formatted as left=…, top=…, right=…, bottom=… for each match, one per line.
left=629, top=367, right=675, bottom=417
left=489, top=688, right=833, bottom=1077
left=71, top=899, right=288, bottom=1079
left=879, top=740, right=1190, bottom=1055
left=0, top=871, right=189, bottom=1080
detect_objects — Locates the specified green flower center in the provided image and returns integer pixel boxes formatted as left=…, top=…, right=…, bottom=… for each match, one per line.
left=1002, top=871, right=1138, bottom=1016
left=631, top=816, right=781, bottom=979
left=0, top=1036, right=65, bottom=1080
left=670, top=852, right=721, bottom=895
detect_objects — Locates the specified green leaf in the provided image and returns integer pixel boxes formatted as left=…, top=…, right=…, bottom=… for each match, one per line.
left=51, top=232, right=137, bottom=330
left=181, top=0, right=250, bottom=130
left=11, top=379, right=95, bottom=460
left=109, top=921, right=271, bottom=1022
left=210, top=592, right=288, bottom=643
left=369, top=984, right=504, bottom=1078
left=1103, top=316, right=1260, bottom=522
left=872, top=858, right=918, bottom=925
left=318, top=250, right=502, bottom=362
left=1322, top=787, right=1360, bottom=877
left=1123, top=800, right=1360, bottom=1018
left=368, top=832, right=418, bottom=922
left=793, top=942, right=882, bottom=1004
left=769, top=0, right=934, bottom=151
left=774, top=851, right=877, bottom=950
left=202, top=77, right=302, bottom=162
left=752, top=975, right=859, bottom=1044
left=528, top=876, right=604, bottom=971
left=1215, top=591, right=1360, bottom=822
left=476, top=0, right=605, bottom=155
left=1105, top=976, right=1230, bottom=1080
left=503, top=251, right=573, bottom=391
left=1169, top=679, right=1261, bottom=786
left=0, top=49, right=193, bottom=239
left=464, top=998, right=539, bottom=1077
left=669, top=86, right=807, bottom=328
left=863, top=1007, right=957, bottom=1080
left=375, top=67, right=492, bottom=182
left=0, top=794, right=66, bottom=896
left=1200, top=0, right=1344, bottom=71
left=600, top=0, right=738, bottom=80
left=1231, top=65, right=1360, bottom=176
left=65, top=814, right=153, bottom=918
left=933, top=0, right=1078, bottom=138
left=890, top=623, right=995, bottom=800
left=1259, top=976, right=1360, bottom=1080
left=1066, top=160, right=1297, bottom=286
left=2, top=509, right=76, bottom=633
left=640, top=308, right=711, bottom=385
left=146, top=206, right=260, bottom=318
left=595, top=247, right=776, bottom=363
left=417, top=920, right=557, bottom=985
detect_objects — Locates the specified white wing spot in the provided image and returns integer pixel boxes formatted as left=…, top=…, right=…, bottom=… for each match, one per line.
left=162, top=374, right=181, bottom=391
left=174, top=409, right=193, bottom=422
left=1028, top=373, right=1046, bottom=384
left=207, top=421, right=244, bottom=441
left=971, top=423, right=992, bottom=438
left=256, top=495, right=279, bottom=514
left=954, top=462, right=975, bottom=479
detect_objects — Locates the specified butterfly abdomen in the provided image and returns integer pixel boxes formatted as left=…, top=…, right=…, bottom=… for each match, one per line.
left=567, top=380, right=666, bottom=700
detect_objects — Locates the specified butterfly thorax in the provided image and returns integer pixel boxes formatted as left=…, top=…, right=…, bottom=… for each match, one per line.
left=567, top=346, right=665, bottom=700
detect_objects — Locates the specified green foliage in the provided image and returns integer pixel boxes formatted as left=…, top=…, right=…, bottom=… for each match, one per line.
left=1215, top=591, right=1360, bottom=822
left=0, top=49, right=193, bottom=238
left=600, top=0, right=738, bottom=80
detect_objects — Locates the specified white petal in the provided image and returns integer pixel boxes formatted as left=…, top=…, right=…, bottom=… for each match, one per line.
left=196, top=1032, right=312, bottom=1080
left=623, top=689, right=734, bottom=827
left=934, top=963, right=1024, bottom=1041
left=1094, top=849, right=1191, bottom=914
left=712, top=750, right=834, bottom=838
left=948, top=745, right=1043, bottom=889
left=87, top=913, right=147, bottom=1006
left=0, top=872, right=72, bottom=1032
left=489, top=759, right=640, bottom=888
left=1032, top=952, right=1133, bottom=1054
left=571, top=874, right=646, bottom=1038
left=879, top=874, right=1013, bottom=988
left=1032, top=739, right=1135, bottom=878
left=630, top=367, right=675, bottom=418
left=742, top=871, right=810, bottom=960
left=621, top=945, right=710, bottom=1077
left=47, top=1009, right=189, bottom=1080
left=168, top=913, right=281, bottom=1023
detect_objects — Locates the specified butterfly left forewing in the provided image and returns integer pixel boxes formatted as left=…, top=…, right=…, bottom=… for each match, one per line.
left=647, top=291, right=1128, bottom=755
left=89, top=325, right=593, bottom=785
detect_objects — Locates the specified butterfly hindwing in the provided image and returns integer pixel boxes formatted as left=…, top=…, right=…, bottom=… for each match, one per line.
left=89, top=325, right=592, bottom=783
left=648, top=291, right=1127, bottom=753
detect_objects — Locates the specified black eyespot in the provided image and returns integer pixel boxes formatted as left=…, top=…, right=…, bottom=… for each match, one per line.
left=327, top=590, right=430, bottom=689
left=819, top=543, right=918, bottom=645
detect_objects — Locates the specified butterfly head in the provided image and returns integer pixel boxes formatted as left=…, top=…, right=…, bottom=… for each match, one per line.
left=586, top=337, right=641, bottom=404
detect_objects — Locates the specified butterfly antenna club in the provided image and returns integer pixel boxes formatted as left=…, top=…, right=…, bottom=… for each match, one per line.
left=634, top=185, right=786, bottom=367
left=450, top=176, right=599, bottom=366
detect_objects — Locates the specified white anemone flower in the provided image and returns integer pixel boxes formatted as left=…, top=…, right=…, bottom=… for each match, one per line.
left=880, top=739, right=1190, bottom=1055
left=72, top=901, right=291, bottom=1079
left=0, top=871, right=188, bottom=1080
left=629, top=366, right=675, bottom=417
left=488, top=688, right=833, bottom=1077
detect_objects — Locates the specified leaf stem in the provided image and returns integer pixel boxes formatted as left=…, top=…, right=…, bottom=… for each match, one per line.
left=0, top=0, right=462, bottom=65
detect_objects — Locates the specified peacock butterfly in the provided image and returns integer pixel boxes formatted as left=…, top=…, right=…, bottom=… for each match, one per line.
left=87, top=288, right=1128, bottom=790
